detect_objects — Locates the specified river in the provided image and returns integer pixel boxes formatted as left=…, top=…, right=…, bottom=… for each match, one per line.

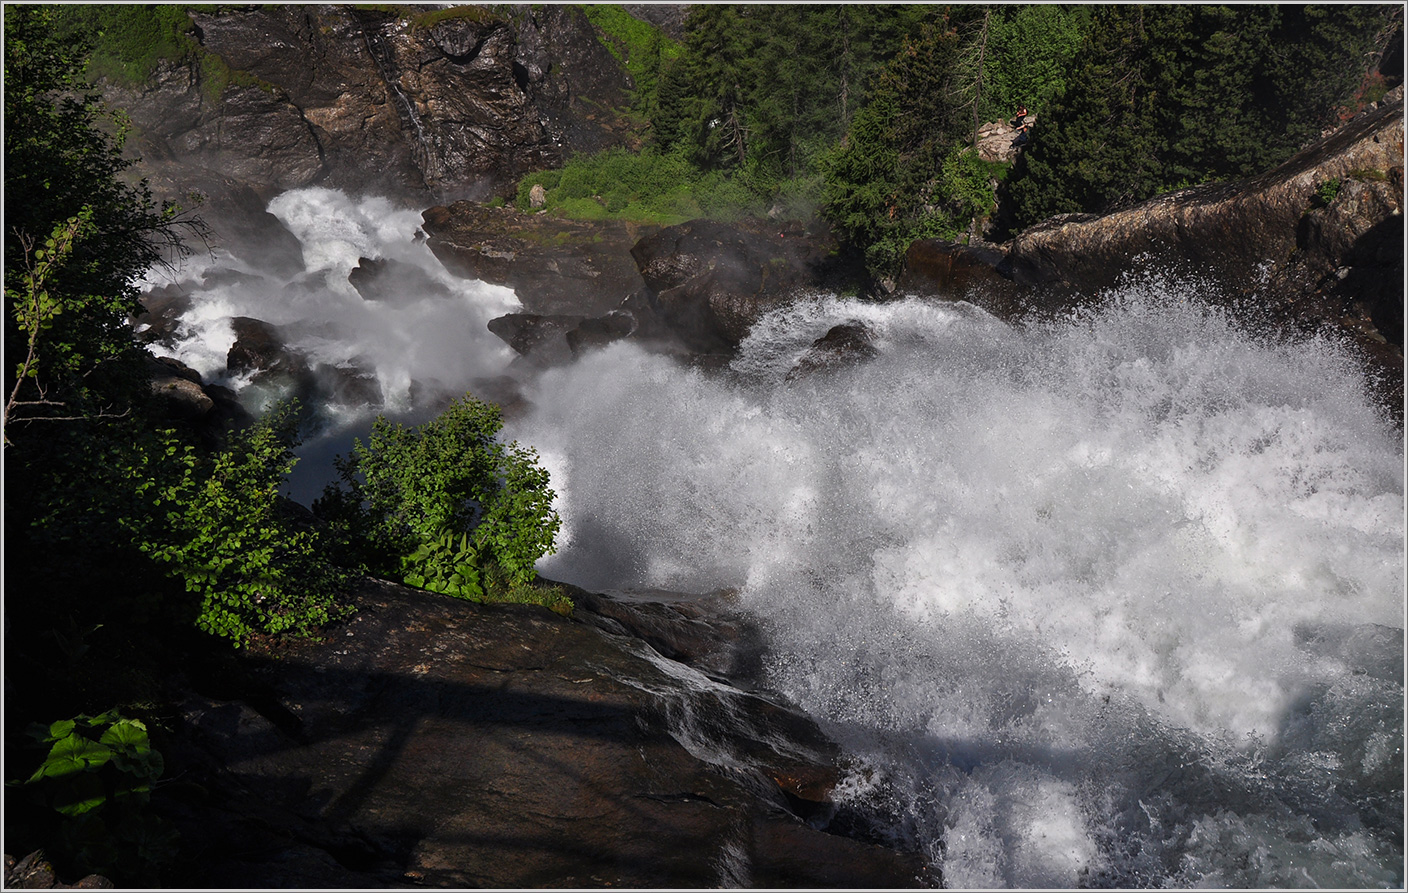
left=146, top=188, right=1405, bottom=888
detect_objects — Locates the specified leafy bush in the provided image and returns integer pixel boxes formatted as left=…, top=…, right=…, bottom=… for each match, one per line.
left=9, top=710, right=178, bottom=885
left=1316, top=178, right=1342, bottom=206
left=132, top=403, right=350, bottom=646
left=317, top=394, right=565, bottom=610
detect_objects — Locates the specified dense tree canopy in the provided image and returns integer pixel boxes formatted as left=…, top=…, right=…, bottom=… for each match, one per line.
left=1002, top=4, right=1400, bottom=230
left=4, top=5, right=186, bottom=430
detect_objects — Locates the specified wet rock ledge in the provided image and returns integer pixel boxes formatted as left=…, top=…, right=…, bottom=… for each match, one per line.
left=154, top=578, right=929, bottom=888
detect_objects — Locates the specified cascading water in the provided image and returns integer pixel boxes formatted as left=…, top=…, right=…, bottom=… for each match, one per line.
left=153, top=188, right=1404, bottom=888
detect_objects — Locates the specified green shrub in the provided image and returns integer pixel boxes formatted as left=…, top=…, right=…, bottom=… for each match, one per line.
left=1316, top=178, right=1342, bottom=206
left=8, top=710, right=178, bottom=885
left=132, top=402, right=350, bottom=646
left=317, top=394, right=565, bottom=609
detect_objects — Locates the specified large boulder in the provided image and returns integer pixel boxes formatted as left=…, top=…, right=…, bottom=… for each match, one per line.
left=423, top=202, right=653, bottom=316
left=157, top=579, right=930, bottom=888
left=900, top=98, right=1405, bottom=413
left=630, top=219, right=871, bottom=356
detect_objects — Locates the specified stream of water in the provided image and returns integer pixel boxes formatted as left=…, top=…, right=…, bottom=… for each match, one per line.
left=147, top=188, right=1405, bottom=888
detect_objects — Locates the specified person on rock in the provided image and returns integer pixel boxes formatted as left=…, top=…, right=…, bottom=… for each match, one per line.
left=1009, top=105, right=1029, bottom=128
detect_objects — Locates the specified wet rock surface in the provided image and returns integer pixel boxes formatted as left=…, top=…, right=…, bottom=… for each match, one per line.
left=424, top=207, right=873, bottom=366
left=785, top=322, right=881, bottom=382
left=630, top=220, right=868, bottom=356
left=155, top=578, right=929, bottom=889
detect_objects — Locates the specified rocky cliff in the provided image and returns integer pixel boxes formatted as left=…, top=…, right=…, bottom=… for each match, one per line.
left=106, top=6, right=636, bottom=228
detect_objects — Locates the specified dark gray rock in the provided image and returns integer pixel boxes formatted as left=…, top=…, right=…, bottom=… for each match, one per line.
left=631, top=219, right=865, bottom=355
left=423, top=202, right=652, bottom=316
left=487, top=312, right=586, bottom=367
left=157, top=578, right=930, bottom=889
left=785, top=321, right=880, bottom=382
left=348, top=256, right=454, bottom=304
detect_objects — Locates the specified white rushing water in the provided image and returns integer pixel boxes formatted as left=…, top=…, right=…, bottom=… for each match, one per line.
left=156, top=188, right=1404, bottom=888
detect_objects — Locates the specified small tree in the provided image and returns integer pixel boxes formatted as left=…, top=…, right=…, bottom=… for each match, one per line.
left=317, top=394, right=562, bottom=603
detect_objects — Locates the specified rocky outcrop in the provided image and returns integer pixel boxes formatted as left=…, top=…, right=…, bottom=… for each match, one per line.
left=145, top=355, right=253, bottom=448
left=156, top=578, right=928, bottom=888
left=901, top=98, right=1405, bottom=412
left=785, top=322, right=880, bottom=382
left=103, top=6, right=637, bottom=208
left=627, top=219, right=872, bottom=357
left=422, top=202, right=653, bottom=317
left=424, top=202, right=873, bottom=365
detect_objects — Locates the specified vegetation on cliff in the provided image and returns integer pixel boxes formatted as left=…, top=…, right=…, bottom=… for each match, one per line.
left=534, top=3, right=1398, bottom=278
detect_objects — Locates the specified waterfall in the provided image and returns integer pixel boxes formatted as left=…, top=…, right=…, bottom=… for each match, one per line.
left=151, top=188, right=1404, bottom=888
left=513, top=288, right=1404, bottom=889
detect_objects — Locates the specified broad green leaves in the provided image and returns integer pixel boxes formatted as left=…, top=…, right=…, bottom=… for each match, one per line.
left=317, top=393, right=565, bottom=610
left=11, top=710, right=178, bottom=882
left=133, top=402, right=350, bottom=646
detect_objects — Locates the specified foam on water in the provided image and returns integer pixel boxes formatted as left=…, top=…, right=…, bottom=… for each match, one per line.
left=155, top=188, right=1403, bottom=887
left=512, top=286, right=1404, bottom=887
left=144, top=187, right=520, bottom=412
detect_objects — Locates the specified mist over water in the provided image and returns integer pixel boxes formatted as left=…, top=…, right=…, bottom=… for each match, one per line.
left=157, top=189, right=1404, bottom=888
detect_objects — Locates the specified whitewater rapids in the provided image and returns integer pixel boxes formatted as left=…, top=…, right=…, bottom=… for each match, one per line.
left=150, top=189, right=1404, bottom=888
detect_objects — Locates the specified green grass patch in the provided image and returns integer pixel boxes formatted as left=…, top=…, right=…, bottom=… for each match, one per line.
left=575, top=4, right=681, bottom=117
left=517, top=147, right=793, bottom=225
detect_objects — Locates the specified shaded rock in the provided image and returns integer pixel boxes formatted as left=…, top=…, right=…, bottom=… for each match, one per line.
left=149, top=358, right=216, bottom=421
left=897, top=240, right=1020, bottom=315
left=487, top=312, right=586, bottom=367
left=511, top=5, right=639, bottom=160
left=786, top=322, right=880, bottom=382
left=567, top=310, right=636, bottom=356
left=348, top=256, right=454, bottom=303
left=226, top=317, right=306, bottom=380
left=1004, top=103, right=1403, bottom=320
left=631, top=219, right=869, bottom=356
left=424, top=201, right=653, bottom=316
left=4, top=852, right=112, bottom=889
left=312, top=362, right=382, bottom=408
left=570, top=586, right=767, bottom=685
left=902, top=100, right=1405, bottom=418
left=157, top=578, right=929, bottom=889
left=133, top=282, right=194, bottom=347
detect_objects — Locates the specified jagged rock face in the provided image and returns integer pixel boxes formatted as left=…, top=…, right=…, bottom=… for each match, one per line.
left=104, top=6, right=634, bottom=205
left=158, top=579, right=929, bottom=888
